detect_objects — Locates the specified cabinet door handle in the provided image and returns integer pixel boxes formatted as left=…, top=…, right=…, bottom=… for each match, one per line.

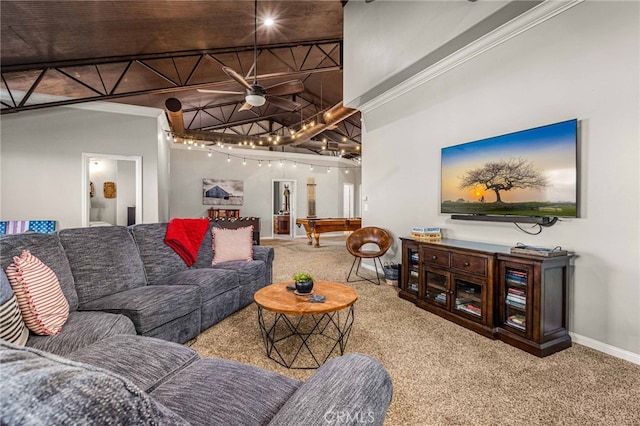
left=432, top=255, right=437, bottom=260
left=464, top=262, right=470, bottom=267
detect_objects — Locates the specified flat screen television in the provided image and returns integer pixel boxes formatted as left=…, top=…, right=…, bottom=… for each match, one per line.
left=441, top=119, right=578, bottom=221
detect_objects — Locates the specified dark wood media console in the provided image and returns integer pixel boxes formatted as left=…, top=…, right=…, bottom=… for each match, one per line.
left=400, top=238, right=572, bottom=357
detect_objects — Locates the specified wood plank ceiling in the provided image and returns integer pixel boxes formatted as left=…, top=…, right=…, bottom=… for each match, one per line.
left=0, top=0, right=361, bottom=157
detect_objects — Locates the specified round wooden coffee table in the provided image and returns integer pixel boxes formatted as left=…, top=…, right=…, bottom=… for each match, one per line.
left=254, top=281, right=358, bottom=369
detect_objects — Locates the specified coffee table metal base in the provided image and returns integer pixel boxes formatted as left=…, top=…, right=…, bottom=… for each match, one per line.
left=257, top=305, right=355, bottom=369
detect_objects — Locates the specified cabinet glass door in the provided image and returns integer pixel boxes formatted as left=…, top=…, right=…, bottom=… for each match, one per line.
left=407, top=248, right=419, bottom=294
left=453, top=278, right=482, bottom=318
left=504, top=267, right=528, bottom=331
left=424, top=269, right=448, bottom=306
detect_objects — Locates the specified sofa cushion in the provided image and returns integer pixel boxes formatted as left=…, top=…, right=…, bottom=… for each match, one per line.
left=79, top=285, right=201, bottom=335
left=26, top=310, right=137, bottom=356
left=58, top=226, right=147, bottom=306
left=151, top=357, right=301, bottom=426
left=0, top=341, right=189, bottom=426
left=211, top=226, right=253, bottom=265
left=0, top=233, right=78, bottom=311
left=215, top=259, right=268, bottom=306
left=67, top=335, right=200, bottom=392
left=268, top=354, right=393, bottom=426
left=0, top=269, right=29, bottom=346
left=6, top=250, right=70, bottom=335
left=155, top=268, right=239, bottom=302
left=129, top=223, right=188, bottom=285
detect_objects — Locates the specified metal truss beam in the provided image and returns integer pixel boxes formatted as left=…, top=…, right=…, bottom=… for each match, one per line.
left=1, top=39, right=342, bottom=114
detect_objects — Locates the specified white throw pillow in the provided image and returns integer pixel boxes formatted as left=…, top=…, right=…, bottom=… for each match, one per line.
left=211, top=226, right=254, bottom=265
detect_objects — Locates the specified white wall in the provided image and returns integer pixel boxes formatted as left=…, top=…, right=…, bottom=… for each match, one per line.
left=0, top=103, right=170, bottom=228
left=169, top=147, right=361, bottom=238
left=344, top=0, right=507, bottom=105
left=345, top=1, right=640, bottom=359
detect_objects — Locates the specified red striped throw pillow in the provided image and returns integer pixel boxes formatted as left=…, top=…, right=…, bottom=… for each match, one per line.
left=5, top=250, right=69, bottom=335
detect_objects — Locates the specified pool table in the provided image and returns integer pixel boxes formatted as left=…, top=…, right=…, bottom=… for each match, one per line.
left=295, top=218, right=362, bottom=248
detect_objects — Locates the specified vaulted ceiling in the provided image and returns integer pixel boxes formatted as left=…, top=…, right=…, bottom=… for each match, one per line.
left=0, top=1, right=361, bottom=157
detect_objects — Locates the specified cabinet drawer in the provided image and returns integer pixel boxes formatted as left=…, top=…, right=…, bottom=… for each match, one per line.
left=451, top=253, right=487, bottom=276
left=421, top=247, right=450, bottom=268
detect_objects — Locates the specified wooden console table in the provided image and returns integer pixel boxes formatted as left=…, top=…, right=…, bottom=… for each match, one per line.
left=273, top=215, right=290, bottom=234
left=400, top=238, right=572, bottom=357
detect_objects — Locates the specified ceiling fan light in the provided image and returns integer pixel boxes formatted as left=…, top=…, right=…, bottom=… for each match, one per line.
left=245, top=94, right=266, bottom=107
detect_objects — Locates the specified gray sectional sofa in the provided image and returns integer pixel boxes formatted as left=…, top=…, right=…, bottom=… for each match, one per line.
left=0, top=222, right=274, bottom=355
left=0, top=223, right=394, bottom=425
left=2, top=335, right=393, bottom=425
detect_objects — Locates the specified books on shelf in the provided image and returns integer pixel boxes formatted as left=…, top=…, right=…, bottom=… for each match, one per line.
left=458, top=303, right=481, bottom=316
left=434, top=292, right=447, bottom=304
left=507, top=314, right=526, bottom=330
left=411, top=226, right=442, bottom=242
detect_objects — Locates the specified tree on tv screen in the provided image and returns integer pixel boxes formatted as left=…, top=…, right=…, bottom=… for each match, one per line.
left=459, top=158, right=548, bottom=203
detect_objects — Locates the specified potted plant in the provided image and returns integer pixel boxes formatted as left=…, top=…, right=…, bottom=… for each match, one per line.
left=292, top=271, right=314, bottom=294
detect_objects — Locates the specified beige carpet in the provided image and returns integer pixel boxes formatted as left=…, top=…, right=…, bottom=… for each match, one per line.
left=191, top=236, right=640, bottom=425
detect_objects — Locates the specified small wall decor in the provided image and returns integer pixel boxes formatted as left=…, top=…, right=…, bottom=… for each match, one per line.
left=306, top=177, right=317, bottom=218
left=104, top=182, right=117, bottom=199
left=203, top=179, right=243, bottom=205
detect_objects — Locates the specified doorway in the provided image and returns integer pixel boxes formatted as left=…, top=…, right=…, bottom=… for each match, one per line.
left=343, top=183, right=355, bottom=218
left=272, top=179, right=296, bottom=238
left=81, top=153, right=142, bottom=227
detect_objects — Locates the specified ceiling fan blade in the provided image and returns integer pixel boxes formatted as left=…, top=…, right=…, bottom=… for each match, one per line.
left=266, top=96, right=301, bottom=111
left=197, top=89, right=244, bottom=95
left=265, top=80, right=304, bottom=96
left=222, top=66, right=253, bottom=91
left=238, top=102, right=253, bottom=112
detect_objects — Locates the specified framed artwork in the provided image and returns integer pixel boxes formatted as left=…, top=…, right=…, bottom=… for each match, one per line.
left=203, top=179, right=244, bottom=205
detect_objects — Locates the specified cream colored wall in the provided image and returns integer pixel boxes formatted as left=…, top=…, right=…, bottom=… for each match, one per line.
left=344, top=1, right=640, bottom=359
left=168, top=147, right=361, bottom=238
left=0, top=103, right=168, bottom=228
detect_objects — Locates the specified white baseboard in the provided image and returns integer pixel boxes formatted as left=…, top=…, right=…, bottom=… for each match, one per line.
left=570, top=333, right=640, bottom=365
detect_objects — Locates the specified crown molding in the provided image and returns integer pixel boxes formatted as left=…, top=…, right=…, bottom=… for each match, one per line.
left=355, top=0, right=585, bottom=114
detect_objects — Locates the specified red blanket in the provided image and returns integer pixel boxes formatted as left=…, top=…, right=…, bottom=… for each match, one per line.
left=164, top=218, right=210, bottom=266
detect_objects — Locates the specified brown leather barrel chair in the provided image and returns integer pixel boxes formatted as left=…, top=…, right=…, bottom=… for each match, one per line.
left=346, top=226, right=392, bottom=285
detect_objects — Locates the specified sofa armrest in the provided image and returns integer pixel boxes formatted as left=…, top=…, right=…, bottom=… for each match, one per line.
left=268, top=353, right=392, bottom=426
left=252, top=245, right=274, bottom=264
left=253, top=245, right=274, bottom=284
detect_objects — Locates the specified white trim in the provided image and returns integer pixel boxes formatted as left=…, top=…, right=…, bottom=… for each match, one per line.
left=357, top=0, right=585, bottom=114
left=82, top=153, right=143, bottom=227
left=570, top=332, right=640, bottom=366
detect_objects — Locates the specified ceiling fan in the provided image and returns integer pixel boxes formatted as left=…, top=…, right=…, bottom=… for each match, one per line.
left=198, top=0, right=304, bottom=112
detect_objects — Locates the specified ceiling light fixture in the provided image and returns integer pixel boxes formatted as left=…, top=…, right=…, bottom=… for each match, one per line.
left=245, top=0, right=266, bottom=108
